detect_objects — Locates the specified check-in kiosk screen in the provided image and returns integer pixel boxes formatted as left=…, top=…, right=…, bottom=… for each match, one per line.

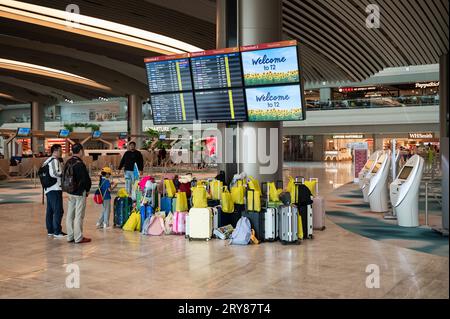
left=372, top=163, right=381, bottom=173
left=150, top=92, right=196, bottom=125
left=364, top=160, right=374, bottom=170
left=195, top=88, right=247, bottom=123
left=398, top=166, right=413, bottom=180
left=191, top=48, right=243, bottom=90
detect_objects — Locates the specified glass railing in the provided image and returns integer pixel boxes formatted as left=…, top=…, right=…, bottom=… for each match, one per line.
left=306, top=95, right=440, bottom=111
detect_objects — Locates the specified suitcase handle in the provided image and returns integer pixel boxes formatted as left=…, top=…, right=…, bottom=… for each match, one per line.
left=310, top=178, right=319, bottom=196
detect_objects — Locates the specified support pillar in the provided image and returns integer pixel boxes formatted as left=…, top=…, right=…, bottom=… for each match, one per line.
left=237, top=0, right=283, bottom=182
left=439, top=54, right=449, bottom=233
left=320, top=88, right=333, bottom=103
left=128, top=94, right=143, bottom=149
left=31, top=101, right=44, bottom=154
left=313, top=135, right=325, bottom=162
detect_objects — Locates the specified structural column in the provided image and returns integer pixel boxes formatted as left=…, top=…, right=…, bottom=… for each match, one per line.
left=319, top=88, right=333, bottom=103
left=312, top=135, right=325, bottom=162
left=31, top=101, right=44, bottom=154
left=128, top=94, right=143, bottom=148
left=238, top=0, right=283, bottom=183
left=439, top=54, right=449, bottom=232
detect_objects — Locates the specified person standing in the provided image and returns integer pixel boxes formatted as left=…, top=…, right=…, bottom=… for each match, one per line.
left=62, top=143, right=92, bottom=244
left=118, top=141, right=143, bottom=194
left=96, top=167, right=116, bottom=229
left=42, top=144, right=66, bottom=238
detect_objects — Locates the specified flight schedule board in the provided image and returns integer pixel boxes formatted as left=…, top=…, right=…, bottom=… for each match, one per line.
left=240, top=40, right=300, bottom=87
left=195, top=88, right=247, bottom=123
left=150, top=92, right=196, bottom=125
left=191, top=48, right=243, bottom=90
left=145, top=54, right=192, bottom=93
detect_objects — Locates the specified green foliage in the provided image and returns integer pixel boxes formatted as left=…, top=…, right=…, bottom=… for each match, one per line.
left=63, top=123, right=101, bottom=132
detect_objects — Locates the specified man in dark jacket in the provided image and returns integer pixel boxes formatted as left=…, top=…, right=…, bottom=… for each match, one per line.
left=63, top=143, right=92, bottom=244
left=118, top=141, right=143, bottom=194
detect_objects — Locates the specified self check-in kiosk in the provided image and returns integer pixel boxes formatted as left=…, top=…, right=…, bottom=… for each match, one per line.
left=359, top=150, right=382, bottom=189
left=368, top=153, right=391, bottom=212
left=361, top=151, right=385, bottom=202
left=390, top=155, right=424, bottom=227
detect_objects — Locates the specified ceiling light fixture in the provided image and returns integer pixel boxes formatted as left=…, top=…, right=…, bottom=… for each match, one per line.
left=0, top=0, right=203, bottom=55
left=0, top=58, right=112, bottom=92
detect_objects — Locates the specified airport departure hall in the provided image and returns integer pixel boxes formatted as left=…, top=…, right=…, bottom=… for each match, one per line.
left=0, top=0, right=448, bottom=302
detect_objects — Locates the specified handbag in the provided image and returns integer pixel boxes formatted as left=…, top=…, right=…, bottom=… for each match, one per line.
left=93, top=179, right=107, bottom=205
left=175, top=192, right=188, bottom=212
left=221, top=186, right=234, bottom=213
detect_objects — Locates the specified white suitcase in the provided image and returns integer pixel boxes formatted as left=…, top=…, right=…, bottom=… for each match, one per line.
left=264, top=208, right=278, bottom=241
left=212, top=206, right=220, bottom=230
left=185, top=214, right=190, bottom=239
left=188, top=208, right=213, bottom=241
left=306, top=204, right=313, bottom=239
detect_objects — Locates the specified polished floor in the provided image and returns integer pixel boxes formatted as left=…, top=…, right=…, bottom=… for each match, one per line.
left=0, top=162, right=448, bottom=298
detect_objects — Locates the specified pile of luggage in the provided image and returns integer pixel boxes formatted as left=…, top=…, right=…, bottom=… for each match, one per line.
left=112, top=173, right=326, bottom=246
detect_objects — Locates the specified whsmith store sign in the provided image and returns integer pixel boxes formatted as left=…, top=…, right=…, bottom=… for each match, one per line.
left=408, top=132, right=435, bottom=139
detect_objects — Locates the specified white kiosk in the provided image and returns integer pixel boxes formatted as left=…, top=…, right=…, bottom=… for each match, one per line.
left=390, top=155, right=424, bottom=227
left=358, top=150, right=382, bottom=189
left=361, top=151, right=385, bottom=202
left=368, top=153, right=391, bottom=212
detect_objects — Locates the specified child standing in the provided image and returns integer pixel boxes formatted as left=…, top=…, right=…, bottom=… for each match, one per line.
left=96, top=167, right=117, bottom=229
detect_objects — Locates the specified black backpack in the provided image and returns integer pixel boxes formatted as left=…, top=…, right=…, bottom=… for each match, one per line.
left=62, top=158, right=81, bottom=193
left=38, top=159, right=57, bottom=189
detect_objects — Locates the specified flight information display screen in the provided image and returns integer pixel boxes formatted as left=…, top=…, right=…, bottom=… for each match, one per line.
left=195, top=88, right=247, bottom=123
left=191, top=48, right=243, bottom=90
left=145, top=54, right=193, bottom=93
left=241, top=40, right=300, bottom=87
left=245, top=84, right=304, bottom=122
left=150, top=92, right=196, bottom=124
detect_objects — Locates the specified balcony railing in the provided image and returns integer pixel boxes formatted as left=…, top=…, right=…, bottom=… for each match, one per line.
left=306, top=95, right=440, bottom=111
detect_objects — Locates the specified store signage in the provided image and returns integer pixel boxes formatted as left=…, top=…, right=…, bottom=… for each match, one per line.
left=415, top=82, right=439, bottom=89
left=144, top=126, right=170, bottom=132
left=348, top=142, right=368, bottom=150
left=408, top=132, right=434, bottom=139
left=338, top=87, right=376, bottom=93
left=333, top=134, right=364, bottom=139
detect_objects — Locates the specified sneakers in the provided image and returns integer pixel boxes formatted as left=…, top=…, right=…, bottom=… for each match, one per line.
left=47, top=233, right=54, bottom=237
left=76, top=237, right=92, bottom=244
left=53, top=232, right=67, bottom=238
left=96, top=223, right=103, bottom=229
left=103, top=223, right=110, bottom=229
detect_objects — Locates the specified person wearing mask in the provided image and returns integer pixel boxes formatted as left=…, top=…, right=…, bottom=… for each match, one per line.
left=118, top=142, right=143, bottom=194
left=62, top=143, right=92, bottom=244
left=42, top=144, right=66, bottom=238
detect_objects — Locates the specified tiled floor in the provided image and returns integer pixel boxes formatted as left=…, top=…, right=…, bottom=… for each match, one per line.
left=0, top=162, right=448, bottom=298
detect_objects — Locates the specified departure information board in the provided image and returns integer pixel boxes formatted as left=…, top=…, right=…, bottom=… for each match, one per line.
left=150, top=92, right=196, bottom=124
left=145, top=54, right=193, bottom=93
left=195, top=88, right=247, bottom=123
left=191, top=48, right=243, bottom=90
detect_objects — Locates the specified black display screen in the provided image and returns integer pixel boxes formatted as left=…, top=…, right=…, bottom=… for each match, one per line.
left=398, top=166, right=413, bottom=180
left=145, top=58, right=192, bottom=93
left=150, top=92, right=196, bottom=124
left=191, top=50, right=243, bottom=90
left=195, top=88, right=247, bottom=123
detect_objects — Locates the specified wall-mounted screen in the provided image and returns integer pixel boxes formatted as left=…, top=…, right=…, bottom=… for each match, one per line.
left=92, top=131, right=102, bottom=139
left=398, top=166, right=413, bottom=180
left=241, top=41, right=299, bottom=87
left=145, top=54, right=192, bottom=93
left=58, top=129, right=70, bottom=138
left=245, top=84, right=304, bottom=122
left=150, top=92, right=196, bottom=125
left=16, top=127, right=31, bottom=137
left=195, top=88, right=247, bottom=123
left=191, top=48, right=243, bottom=90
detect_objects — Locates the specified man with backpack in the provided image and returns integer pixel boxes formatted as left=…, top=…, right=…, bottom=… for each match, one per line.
left=62, top=143, right=92, bottom=244
left=40, top=144, right=66, bottom=238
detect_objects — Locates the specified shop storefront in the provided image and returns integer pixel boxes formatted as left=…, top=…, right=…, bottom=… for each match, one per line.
left=324, top=134, right=374, bottom=161
left=283, top=135, right=314, bottom=161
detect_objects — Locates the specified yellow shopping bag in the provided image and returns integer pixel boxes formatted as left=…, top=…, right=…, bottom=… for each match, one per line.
left=164, top=179, right=177, bottom=198
left=192, top=186, right=208, bottom=208
left=117, top=188, right=129, bottom=198
left=247, top=176, right=261, bottom=193
left=304, top=180, right=317, bottom=197
left=298, top=213, right=303, bottom=240
left=123, top=210, right=140, bottom=232
left=286, top=176, right=297, bottom=204
left=247, top=189, right=261, bottom=212
left=175, top=192, right=188, bottom=212
left=221, top=186, right=234, bottom=213
left=210, top=180, right=223, bottom=200
left=267, top=182, right=282, bottom=202
left=231, top=180, right=245, bottom=205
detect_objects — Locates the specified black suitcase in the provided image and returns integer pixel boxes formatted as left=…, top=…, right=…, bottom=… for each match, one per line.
left=242, top=189, right=265, bottom=242
left=207, top=199, right=221, bottom=207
